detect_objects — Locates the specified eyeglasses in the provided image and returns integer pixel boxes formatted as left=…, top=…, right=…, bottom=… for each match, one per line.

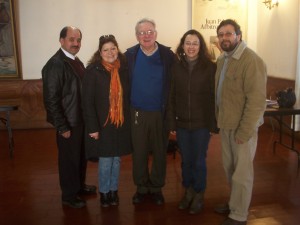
left=137, top=30, right=156, bottom=36
left=99, top=34, right=115, bottom=41
left=184, top=42, right=200, bottom=47
left=217, top=32, right=236, bottom=39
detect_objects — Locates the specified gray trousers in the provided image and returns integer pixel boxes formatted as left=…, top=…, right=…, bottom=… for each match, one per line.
left=220, top=128, right=258, bottom=221
left=131, top=108, right=167, bottom=193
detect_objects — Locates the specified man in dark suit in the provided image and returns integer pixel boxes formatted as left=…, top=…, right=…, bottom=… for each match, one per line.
left=42, top=26, right=96, bottom=208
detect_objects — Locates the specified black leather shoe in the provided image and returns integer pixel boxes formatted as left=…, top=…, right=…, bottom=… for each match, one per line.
left=100, top=192, right=110, bottom=207
left=132, top=192, right=146, bottom=204
left=110, top=190, right=119, bottom=206
left=152, top=192, right=164, bottom=205
left=221, top=217, right=247, bottom=225
left=62, top=197, right=86, bottom=208
left=214, top=203, right=230, bottom=214
left=79, top=184, right=97, bottom=195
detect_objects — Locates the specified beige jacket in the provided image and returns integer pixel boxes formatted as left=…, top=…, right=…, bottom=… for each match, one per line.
left=215, top=41, right=267, bottom=142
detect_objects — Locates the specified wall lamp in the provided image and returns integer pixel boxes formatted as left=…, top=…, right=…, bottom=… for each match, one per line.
left=263, top=0, right=279, bottom=10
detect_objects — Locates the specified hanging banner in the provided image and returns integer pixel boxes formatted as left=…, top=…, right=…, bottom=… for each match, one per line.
left=192, top=0, right=248, bottom=61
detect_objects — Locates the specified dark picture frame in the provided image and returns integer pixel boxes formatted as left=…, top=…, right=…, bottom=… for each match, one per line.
left=0, top=0, right=21, bottom=79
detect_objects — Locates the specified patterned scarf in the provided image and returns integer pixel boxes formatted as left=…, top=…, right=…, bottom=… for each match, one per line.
left=102, top=59, right=124, bottom=127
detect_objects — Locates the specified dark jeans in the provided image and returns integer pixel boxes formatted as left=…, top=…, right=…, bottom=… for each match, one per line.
left=131, top=108, right=167, bottom=194
left=56, top=125, right=87, bottom=201
left=177, top=128, right=210, bottom=193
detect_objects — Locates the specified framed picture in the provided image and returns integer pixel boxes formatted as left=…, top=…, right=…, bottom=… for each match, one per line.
left=0, top=0, right=21, bottom=79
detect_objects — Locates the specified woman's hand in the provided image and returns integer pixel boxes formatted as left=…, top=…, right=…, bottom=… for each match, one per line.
left=89, top=132, right=99, bottom=140
left=170, top=131, right=176, bottom=135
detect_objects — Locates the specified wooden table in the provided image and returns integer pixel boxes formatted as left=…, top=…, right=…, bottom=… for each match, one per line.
left=0, top=105, right=18, bottom=158
left=264, top=105, right=300, bottom=172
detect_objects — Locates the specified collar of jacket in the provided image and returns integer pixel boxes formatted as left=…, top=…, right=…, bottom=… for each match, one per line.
left=219, top=41, right=247, bottom=61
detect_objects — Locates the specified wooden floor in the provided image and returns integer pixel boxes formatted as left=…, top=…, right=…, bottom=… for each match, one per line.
left=0, top=124, right=300, bottom=225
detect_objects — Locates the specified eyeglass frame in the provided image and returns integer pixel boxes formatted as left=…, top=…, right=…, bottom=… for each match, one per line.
left=217, top=32, right=236, bottom=39
left=184, top=41, right=200, bottom=47
left=136, top=30, right=156, bottom=36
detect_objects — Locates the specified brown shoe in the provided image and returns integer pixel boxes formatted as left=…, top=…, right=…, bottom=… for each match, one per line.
left=214, top=203, right=230, bottom=214
left=221, top=217, right=247, bottom=225
left=189, top=191, right=204, bottom=214
left=178, top=187, right=196, bottom=210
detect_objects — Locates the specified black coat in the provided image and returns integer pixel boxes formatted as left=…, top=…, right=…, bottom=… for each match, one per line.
left=82, top=60, right=132, bottom=160
left=42, top=49, right=84, bottom=133
left=167, top=57, right=218, bottom=132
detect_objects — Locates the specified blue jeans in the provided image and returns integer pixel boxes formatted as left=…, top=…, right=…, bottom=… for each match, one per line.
left=177, top=128, right=210, bottom=193
left=98, top=157, right=121, bottom=193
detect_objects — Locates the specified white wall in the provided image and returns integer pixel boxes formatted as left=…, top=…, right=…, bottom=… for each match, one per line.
left=257, top=0, right=298, bottom=80
left=17, top=0, right=299, bottom=80
left=18, top=0, right=191, bottom=79
left=246, top=0, right=258, bottom=51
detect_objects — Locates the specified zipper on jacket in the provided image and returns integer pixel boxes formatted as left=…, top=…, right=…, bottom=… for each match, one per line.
left=188, top=69, right=192, bottom=129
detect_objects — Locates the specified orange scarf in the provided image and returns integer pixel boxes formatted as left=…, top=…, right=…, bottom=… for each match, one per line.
left=102, top=59, right=124, bottom=127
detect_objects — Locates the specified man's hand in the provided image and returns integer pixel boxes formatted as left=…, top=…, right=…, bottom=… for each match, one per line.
left=61, top=130, right=71, bottom=139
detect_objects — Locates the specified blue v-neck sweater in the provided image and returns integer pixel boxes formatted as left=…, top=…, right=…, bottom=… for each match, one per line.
left=130, top=49, right=163, bottom=111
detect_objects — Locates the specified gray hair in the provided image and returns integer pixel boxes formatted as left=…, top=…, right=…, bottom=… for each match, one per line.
left=135, top=18, right=156, bottom=34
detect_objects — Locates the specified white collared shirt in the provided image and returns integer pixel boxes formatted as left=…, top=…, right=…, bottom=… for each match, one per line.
left=61, top=47, right=75, bottom=60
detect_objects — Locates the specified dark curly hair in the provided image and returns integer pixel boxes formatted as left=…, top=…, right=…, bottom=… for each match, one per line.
left=175, top=29, right=213, bottom=64
left=87, top=35, right=125, bottom=66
